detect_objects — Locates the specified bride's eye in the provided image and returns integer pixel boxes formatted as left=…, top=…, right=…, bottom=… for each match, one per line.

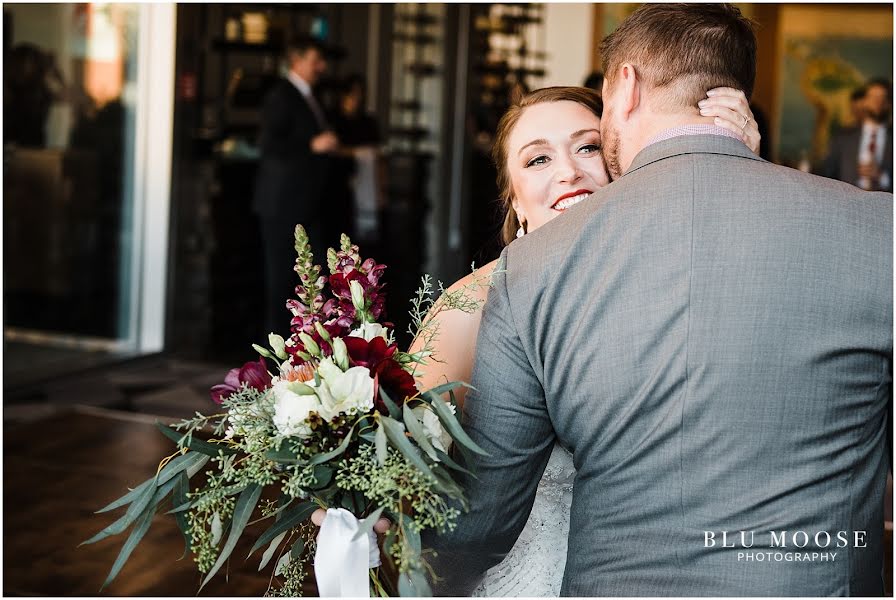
left=525, top=155, right=549, bottom=168
left=578, top=143, right=601, bottom=154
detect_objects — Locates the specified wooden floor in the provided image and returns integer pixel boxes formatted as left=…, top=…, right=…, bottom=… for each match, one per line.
left=3, top=405, right=316, bottom=596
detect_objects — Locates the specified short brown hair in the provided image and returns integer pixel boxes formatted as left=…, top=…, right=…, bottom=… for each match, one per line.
left=600, top=4, right=755, bottom=110
left=492, top=86, right=603, bottom=246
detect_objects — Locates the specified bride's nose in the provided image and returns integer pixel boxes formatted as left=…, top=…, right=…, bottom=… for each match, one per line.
left=554, top=155, right=583, bottom=184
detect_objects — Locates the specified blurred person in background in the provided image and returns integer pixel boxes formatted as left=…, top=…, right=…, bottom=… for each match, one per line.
left=253, top=35, right=339, bottom=334
left=327, top=74, right=382, bottom=244
left=822, top=77, right=892, bottom=192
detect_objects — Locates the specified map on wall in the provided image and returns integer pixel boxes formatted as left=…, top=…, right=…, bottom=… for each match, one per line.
left=778, top=35, right=893, bottom=166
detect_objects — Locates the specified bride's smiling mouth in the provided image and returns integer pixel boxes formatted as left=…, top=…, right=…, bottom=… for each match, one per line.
left=551, top=189, right=593, bottom=211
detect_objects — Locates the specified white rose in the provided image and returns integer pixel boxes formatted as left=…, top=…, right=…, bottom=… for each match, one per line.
left=349, top=322, right=388, bottom=342
left=411, top=404, right=453, bottom=454
left=312, top=357, right=375, bottom=421
left=271, top=380, right=322, bottom=438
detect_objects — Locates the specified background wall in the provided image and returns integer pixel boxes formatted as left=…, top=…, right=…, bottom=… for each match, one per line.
left=538, top=3, right=594, bottom=88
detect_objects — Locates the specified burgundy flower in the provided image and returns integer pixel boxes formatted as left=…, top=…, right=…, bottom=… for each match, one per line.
left=210, top=358, right=272, bottom=404
left=343, top=336, right=418, bottom=411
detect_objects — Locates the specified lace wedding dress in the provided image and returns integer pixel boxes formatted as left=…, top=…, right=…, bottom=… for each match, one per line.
left=473, top=443, right=575, bottom=597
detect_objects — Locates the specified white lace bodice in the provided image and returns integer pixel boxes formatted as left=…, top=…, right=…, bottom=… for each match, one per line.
left=473, top=443, right=575, bottom=597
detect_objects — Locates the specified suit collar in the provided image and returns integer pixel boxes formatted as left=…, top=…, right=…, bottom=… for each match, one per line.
left=623, top=134, right=764, bottom=178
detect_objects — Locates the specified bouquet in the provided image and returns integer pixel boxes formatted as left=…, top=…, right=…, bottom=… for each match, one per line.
left=83, top=225, right=490, bottom=596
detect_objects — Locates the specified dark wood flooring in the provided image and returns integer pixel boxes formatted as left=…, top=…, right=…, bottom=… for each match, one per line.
left=3, top=405, right=317, bottom=596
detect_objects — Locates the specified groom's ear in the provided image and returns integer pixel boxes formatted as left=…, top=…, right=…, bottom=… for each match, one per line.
left=617, top=63, right=641, bottom=121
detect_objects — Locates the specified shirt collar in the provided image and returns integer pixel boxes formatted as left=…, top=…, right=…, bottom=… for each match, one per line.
left=645, top=123, right=743, bottom=148
left=287, top=70, right=312, bottom=97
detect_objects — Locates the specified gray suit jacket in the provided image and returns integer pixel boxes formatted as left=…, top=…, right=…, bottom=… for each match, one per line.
left=426, top=135, right=892, bottom=596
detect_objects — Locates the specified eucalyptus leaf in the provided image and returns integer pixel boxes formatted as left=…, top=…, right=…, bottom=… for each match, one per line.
left=247, top=500, right=317, bottom=557
left=264, top=443, right=307, bottom=465
left=399, top=513, right=422, bottom=555
left=258, top=531, right=287, bottom=571
left=429, top=466, right=467, bottom=504
left=157, top=451, right=208, bottom=486
left=358, top=430, right=377, bottom=443
left=312, top=464, right=334, bottom=488
left=424, top=392, right=489, bottom=456
left=99, top=497, right=156, bottom=591
left=274, top=552, right=291, bottom=577
left=378, top=387, right=401, bottom=419
left=94, top=476, right=154, bottom=514
left=290, top=537, right=305, bottom=559
left=210, top=512, right=223, bottom=546
left=375, top=423, right=388, bottom=466
left=398, top=568, right=432, bottom=597
left=156, top=423, right=237, bottom=457
left=351, top=506, right=385, bottom=542
left=166, top=501, right=192, bottom=515
left=308, top=423, right=356, bottom=465
left=402, top=404, right=439, bottom=461
left=200, top=483, right=263, bottom=589
left=380, top=416, right=435, bottom=480
left=81, top=476, right=158, bottom=545
left=424, top=381, right=470, bottom=399
left=433, top=448, right=475, bottom=477
left=172, top=471, right=192, bottom=559
left=97, top=476, right=178, bottom=589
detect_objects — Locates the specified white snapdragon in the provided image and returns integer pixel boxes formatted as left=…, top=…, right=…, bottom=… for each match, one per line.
left=349, top=322, right=388, bottom=342
left=411, top=404, right=454, bottom=454
left=311, top=357, right=375, bottom=422
left=271, top=379, right=322, bottom=438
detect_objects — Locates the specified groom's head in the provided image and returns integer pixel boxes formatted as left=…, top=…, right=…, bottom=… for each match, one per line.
left=599, top=4, right=756, bottom=179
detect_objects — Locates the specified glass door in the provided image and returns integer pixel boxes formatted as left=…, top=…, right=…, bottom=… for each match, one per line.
left=3, top=3, right=175, bottom=384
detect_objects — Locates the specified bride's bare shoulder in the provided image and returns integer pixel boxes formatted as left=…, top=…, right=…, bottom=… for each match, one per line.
left=442, top=258, right=500, bottom=302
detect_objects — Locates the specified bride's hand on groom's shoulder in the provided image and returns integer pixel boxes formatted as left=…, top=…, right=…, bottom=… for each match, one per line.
left=698, top=87, right=761, bottom=155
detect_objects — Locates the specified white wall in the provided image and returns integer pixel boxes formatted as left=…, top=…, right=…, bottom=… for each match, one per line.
left=537, top=3, right=594, bottom=88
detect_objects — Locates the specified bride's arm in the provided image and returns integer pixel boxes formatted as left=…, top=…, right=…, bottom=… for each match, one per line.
left=408, top=259, right=499, bottom=408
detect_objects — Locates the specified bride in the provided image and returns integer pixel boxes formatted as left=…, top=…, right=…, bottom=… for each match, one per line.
left=409, top=85, right=760, bottom=596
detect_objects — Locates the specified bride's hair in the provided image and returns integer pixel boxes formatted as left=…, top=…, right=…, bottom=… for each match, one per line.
left=493, top=86, right=603, bottom=246
left=600, top=3, right=755, bottom=111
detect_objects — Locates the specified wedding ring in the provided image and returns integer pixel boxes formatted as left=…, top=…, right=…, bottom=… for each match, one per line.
left=741, top=115, right=750, bottom=130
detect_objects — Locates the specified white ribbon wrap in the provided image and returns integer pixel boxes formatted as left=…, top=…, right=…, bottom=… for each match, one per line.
left=314, top=508, right=380, bottom=597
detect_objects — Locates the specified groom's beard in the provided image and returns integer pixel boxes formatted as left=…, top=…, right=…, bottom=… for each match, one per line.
left=602, top=125, right=624, bottom=182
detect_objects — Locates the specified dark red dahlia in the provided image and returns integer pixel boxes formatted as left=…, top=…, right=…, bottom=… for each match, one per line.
left=209, top=357, right=272, bottom=404
left=343, top=336, right=418, bottom=411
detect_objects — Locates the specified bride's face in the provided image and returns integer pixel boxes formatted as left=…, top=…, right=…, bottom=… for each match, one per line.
left=507, top=100, right=610, bottom=233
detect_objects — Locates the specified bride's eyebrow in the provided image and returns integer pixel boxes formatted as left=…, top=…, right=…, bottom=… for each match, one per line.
left=517, top=138, right=548, bottom=156
left=570, top=128, right=600, bottom=139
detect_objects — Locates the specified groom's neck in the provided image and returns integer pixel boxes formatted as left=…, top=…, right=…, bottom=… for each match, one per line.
left=623, top=108, right=719, bottom=170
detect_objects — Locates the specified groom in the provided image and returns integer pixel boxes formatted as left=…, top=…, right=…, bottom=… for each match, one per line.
left=427, top=4, right=892, bottom=596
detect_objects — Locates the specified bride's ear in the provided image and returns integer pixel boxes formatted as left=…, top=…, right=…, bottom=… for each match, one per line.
left=617, top=62, right=641, bottom=121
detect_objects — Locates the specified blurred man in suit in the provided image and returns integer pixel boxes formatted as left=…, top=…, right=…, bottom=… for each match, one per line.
left=253, top=36, right=339, bottom=334
left=822, top=77, right=893, bottom=192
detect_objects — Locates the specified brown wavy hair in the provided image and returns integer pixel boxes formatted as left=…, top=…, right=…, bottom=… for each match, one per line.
left=492, top=86, right=603, bottom=245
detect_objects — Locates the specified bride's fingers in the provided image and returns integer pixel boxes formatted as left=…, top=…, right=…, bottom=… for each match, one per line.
left=310, top=508, right=392, bottom=535
left=311, top=508, right=327, bottom=527
left=373, top=517, right=392, bottom=534
left=699, top=95, right=750, bottom=118
left=706, top=86, right=748, bottom=101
